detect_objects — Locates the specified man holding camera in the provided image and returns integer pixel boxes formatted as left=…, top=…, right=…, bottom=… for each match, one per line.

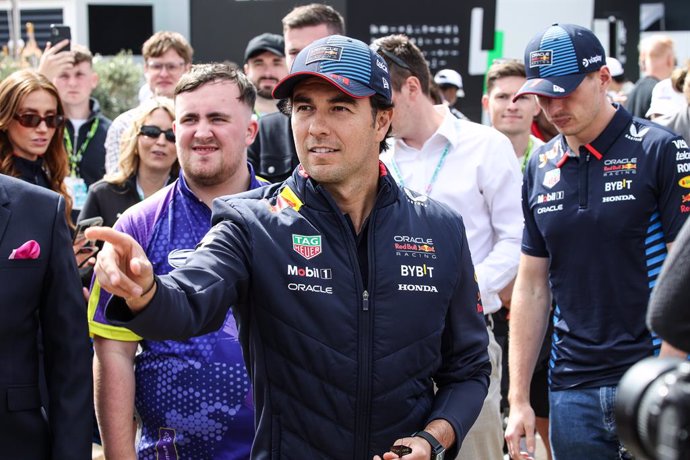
left=504, top=23, right=689, bottom=460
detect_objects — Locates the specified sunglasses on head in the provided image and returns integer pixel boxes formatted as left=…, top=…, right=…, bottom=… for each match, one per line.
left=139, top=125, right=175, bottom=143
left=370, top=44, right=412, bottom=71
left=14, top=113, right=64, bottom=128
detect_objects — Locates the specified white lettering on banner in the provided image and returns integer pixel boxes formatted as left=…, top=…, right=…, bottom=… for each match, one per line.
left=678, top=163, right=690, bottom=173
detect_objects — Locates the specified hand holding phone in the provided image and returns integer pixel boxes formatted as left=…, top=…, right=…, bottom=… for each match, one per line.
left=49, top=24, right=71, bottom=52
left=73, top=216, right=103, bottom=269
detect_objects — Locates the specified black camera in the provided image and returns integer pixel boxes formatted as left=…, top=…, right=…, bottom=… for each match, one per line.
left=616, top=357, right=690, bottom=460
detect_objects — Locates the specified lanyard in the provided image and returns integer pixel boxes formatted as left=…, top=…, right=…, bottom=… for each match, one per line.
left=390, top=141, right=451, bottom=196
left=64, top=118, right=100, bottom=177
left=521, top=136, right=534, bottom=172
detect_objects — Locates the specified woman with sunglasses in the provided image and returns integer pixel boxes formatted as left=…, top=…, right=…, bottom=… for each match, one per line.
left=78, top=97, right=178, bottom=228
left=0, top=69, right=73, bottom=226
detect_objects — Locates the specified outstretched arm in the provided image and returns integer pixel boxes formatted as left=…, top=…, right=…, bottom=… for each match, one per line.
left=86, top=226, right=156, bottom=311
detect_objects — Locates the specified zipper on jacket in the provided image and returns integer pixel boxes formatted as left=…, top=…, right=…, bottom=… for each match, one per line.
left=317, top=182, right=376, bottom=458
left=578, top=150, right=590, bottom=209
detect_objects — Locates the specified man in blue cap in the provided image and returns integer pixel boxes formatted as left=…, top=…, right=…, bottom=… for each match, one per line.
left=88, top=35, right=490, bottom=460
left=504, top=23, right=689, bottom=460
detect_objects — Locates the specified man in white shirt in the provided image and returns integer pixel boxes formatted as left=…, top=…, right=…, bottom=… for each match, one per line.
left=104, top=31, right=193, bottom=174
left=482, top=59, right=552, bottom=460
left=374, top=34, right=523, bottom=459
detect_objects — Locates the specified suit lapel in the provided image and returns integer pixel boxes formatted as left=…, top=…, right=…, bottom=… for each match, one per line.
left=0, top=180, right=11, bottom=243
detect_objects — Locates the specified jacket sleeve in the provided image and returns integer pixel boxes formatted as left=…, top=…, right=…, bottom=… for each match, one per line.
left=427, top=217, right=491, bottom=456
left=41, top=195, right=93, bottom=459
left=105, top=208, right=253, bottom=341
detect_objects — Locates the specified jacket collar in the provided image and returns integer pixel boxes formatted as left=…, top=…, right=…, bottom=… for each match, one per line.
left=0, top=177, right=13, bottom=242
left=287, top=162, right=399, bottom=213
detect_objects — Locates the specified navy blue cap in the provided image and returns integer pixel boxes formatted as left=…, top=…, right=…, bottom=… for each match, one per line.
left=514, top=23, right=606, bottom=101
left=272, top=35, right=392, bottom=102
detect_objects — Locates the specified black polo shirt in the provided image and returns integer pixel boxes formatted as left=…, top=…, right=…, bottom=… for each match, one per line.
left=522, top=105, right=689, bottom=390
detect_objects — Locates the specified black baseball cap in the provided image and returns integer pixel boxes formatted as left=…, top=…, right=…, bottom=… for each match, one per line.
left=272, top=35, right=392, bottom=102
left=244, top=33, right=285, bottom=63
left=514, top=23, right=606, bottom=101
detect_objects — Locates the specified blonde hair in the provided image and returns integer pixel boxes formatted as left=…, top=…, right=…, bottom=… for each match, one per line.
left=0, top=69, right=73, bottom=226
left=105, top=97, right=178, bottom=186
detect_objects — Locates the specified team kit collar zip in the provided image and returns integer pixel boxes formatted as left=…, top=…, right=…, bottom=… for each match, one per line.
left=295, top=163, right=398, bottom=459
left=555, top=105, right=632, bottom=168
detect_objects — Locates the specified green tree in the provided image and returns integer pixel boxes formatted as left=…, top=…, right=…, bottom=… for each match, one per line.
left=92, top=50, right=143, bottom=120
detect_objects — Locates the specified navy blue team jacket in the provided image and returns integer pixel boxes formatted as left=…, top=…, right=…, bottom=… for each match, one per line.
left=107, top=164, right=491, bottom=459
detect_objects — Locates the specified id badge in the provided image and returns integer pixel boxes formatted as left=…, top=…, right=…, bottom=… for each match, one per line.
left=64, top=176, right=88, bottom=210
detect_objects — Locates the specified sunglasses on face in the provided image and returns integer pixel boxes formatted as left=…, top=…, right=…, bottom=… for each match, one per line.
left=14, top=113, right=64, bottom=128
left=139, top=125, right=175, bottom=143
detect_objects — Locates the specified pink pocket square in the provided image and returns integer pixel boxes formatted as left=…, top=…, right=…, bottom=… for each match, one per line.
left=9, top=240, right=40, bottom=260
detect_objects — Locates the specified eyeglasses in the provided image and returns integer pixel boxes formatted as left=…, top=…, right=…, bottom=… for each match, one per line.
left=370, top=43, right=412, bottom=71
left=139, top=125, right=175, bottom=143
left=146, top=61, right=186, bottom=73
left=14, top=113, right=64, bottom=128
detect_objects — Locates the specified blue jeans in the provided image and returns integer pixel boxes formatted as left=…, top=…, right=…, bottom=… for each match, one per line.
left=549, top=386, right=632, bottom=460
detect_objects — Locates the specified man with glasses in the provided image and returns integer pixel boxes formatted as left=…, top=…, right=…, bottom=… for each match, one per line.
left=104, top=31, right=193, bottom=175
left=374, top=34, right=523, bottom=460
left=88, top=36, right=490, bottom=459
left=90, top=64, right=266, bottom=459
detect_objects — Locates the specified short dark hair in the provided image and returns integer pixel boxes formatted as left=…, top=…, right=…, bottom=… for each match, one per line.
left=371, top=34, right=431, bottom=97
left=278, top=89, right=393, bottom=153
left=282, top=3, right=345, bottom=35
left=485, top=60, right=525, bottom=94
left=371, top=94, right=394, bottom=153
left=71, top=44, right=93, bottom=66
left=175, top=63, right=256, bottom=110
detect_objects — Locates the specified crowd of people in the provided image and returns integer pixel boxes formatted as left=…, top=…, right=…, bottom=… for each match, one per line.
left=2, top=3, right=689, bottom=460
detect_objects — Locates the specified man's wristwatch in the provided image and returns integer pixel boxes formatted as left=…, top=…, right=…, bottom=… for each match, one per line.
left=413, top=430, right=446, bottom=460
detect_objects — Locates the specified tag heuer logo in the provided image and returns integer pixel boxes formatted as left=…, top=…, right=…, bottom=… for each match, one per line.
left=292, top=234, right=322, bottom=260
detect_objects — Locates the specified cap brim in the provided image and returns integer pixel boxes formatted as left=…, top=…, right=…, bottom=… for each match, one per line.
left=245, top=46, right=284, bottom=63
left=272, top=71, right=375, bottom=100
left=513, top=73, right=586, bottom=102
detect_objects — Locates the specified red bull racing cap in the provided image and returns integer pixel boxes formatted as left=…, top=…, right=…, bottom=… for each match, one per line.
left=272, top=35, right=392, bottom=103
left=514, top=23, right=606, bottom=101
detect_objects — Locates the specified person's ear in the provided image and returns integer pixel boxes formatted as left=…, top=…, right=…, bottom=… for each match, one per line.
left=481, top=93, right=489, bottom=111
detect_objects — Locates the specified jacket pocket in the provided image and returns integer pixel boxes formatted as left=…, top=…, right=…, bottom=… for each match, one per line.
left=6, top=385, right=41, bottom=411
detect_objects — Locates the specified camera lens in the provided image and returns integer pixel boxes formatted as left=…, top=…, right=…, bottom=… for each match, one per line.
left=616, top=357, right=690, bottom=460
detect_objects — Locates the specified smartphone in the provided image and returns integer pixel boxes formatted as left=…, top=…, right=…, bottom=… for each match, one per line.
left=49, top=24, right=71, bottom=51
left=73, top=216, right=103, bottom=244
